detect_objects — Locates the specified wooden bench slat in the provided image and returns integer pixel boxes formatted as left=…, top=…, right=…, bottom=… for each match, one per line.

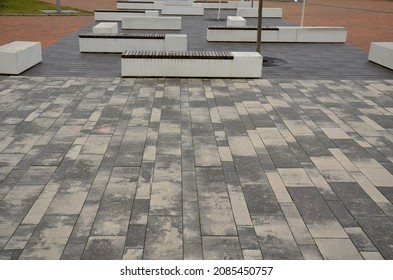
left=79, top=33, right=166, bottom=39
left=121, top=51, right=234, bottom=59
left=208, top=26, right=279, bottom=31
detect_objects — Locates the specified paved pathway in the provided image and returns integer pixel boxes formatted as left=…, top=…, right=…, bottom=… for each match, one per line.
left=1, top=1, right=393, bottom=261
left=0, top=75, right=393, bottom=260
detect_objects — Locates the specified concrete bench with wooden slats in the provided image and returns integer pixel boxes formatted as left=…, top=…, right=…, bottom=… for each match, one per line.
left=207, top=26, right=347, bottom=43
left=79, top=33, right=187, bottom=53
left=117, top=1, right=158, bottom=10
left=121, top=50, right=262, bottom=78
left=94, top=9, right=153, bottom=21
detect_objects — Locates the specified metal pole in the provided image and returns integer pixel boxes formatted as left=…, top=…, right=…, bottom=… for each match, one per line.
left=56, top=0, right=61, bottom=13
left=300, top=0, right=306, bottom=27
left=256, top=0, right=263, bottom=54
left=217, top=0, right=221, bottom=21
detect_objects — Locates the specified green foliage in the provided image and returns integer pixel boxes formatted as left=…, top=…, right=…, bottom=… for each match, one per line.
left=0, top=0, right=91, bottom=14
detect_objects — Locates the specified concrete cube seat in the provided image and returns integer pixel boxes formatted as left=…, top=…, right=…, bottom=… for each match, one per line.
left=227, top=16, right=246, bottom=27
left=368, top=42, right=393, bottom=70
left=93, top=22, right=118, bottom=33
left=0, top=41, right=42, bottom=75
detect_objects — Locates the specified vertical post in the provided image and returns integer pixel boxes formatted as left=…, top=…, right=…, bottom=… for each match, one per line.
left=256, top=0, right=263, bottom=53
left=300, top=0, right=306, bottom=26
left=217, top=0, right=221, bottom=21
left=56, top=0, right=61, bottom=13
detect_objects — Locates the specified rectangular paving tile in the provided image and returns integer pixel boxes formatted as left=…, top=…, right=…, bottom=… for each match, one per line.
left=20, top=215, right=76, bottom=260
left=91, top=167, right=139, bottom=236
left=83, top=236, right=126, bottom=260
left=253, top=215, right=303, bottom=260
left=193, top=136, right=221, bottom=167
left=288, top=187, right=348, bottom=238
left=202, top=236, right=242, bottom=260
left=311, top=156, right=354, bottom=182
left=277, top=168, right=314, bottom=187
left=115, top=127, right=147, bottom=167
left=357, top=216, right=393, bottom=259
left=144, top=216, right=182, bottom=260
left=314, top=238, right=363, bottom=260
left=329, top=182, right=385, bottom=217
left=183, top=201, right=201, bottom=244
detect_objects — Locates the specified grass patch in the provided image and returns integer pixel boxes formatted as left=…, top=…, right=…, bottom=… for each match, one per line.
left=0, top=0, right=92, bottom=14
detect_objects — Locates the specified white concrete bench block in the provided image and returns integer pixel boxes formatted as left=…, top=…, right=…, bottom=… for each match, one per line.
left=79, top=33, right=187, bottom=53
left=237, top=8, right=282, bottom=18
left=207, top=26, right=347, bottom=43
left=145, top=10, right=160, bottom=17
left=164, top=0, right=193, bottom=6
left=368, top=42, right=393, bottom=70
left=122, top=16, right=181, bottom=30
left=121, top=51, right=262, bottom=77
left=164, top=34, right=187, bottom=51
left=0, top=41, right=42, bottom=75
left=296, top=27, right=347, bottom=43
left=161, top=5, right=204, bottom=15
left=94, top=10, right=146, bottom=21
left=227, top=16, right=246, bottom=27
left=236, top=2, right=252, bottom=8
left=93, top=22, right=118, bottom=33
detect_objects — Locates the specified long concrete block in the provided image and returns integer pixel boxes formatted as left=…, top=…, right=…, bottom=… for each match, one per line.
left=121, top=51, right=262, bottom=78
left=237, top=8, right=282, bottom=18
left=368, top=42, right=393, bottom=70
left=94, top=9, right=149, bottom=21
left=117, top=1, right=158, bottom=10
left=161, top=5, right=204, bottom=15
left=122, top=16, right=181, bottom=30
left=0, top=41, right=42, bottom=75
left=207, top=26, right=347, bottom=43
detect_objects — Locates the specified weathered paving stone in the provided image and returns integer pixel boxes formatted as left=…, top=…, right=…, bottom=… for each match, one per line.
left=91, top=167, right=139, bottom=236
left=237, top=226, right=260, bottom=250
left=329, top=182, right=385, bottom=217
left=345, top=227, right=378, bottom=252
left=20, top=215, right=76, bottom=260
left=288, top=187, right=348, bottom=238
left=66, top=155, right=103, bottom=182
left=125, top=225, right=146, bottom=248
left=242, top=184, right=282, bottom=216
left=83, top=236, right=126, bottom=260
left=17, top=166, right=57, bottom=185
left=314, top=238, right=363, bottom=260
left=183, top=201, right=201, bottom=244
left=253, top=215, right=303, bottom=260
left=144, top=216, right=182, bottom=260
left=184, top=243, right=203, bottom=260
left=115, top=127, right=147, bottom=167
left=202, top=236, right=242, bottom=260
left=357, top=216, right=393, bottom=259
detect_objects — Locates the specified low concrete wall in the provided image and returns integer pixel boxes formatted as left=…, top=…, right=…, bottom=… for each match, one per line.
left=121, top=51, right=262, bottom=77
left=368, top=42, right=393, bottom=70
left=122, top=16, right=181, bottom=30
left=207, top=26, right=347, bottom=43
left=237, top=7, right=283, bottom=18
left=79, top=33, right=187, bottom=53
left=0, top=41, right=42, bottom=75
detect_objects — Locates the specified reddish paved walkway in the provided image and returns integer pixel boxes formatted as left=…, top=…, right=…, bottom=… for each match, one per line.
left=1, top=0, right=392, bottom=50
left=0, top=16, right=93, bottom=48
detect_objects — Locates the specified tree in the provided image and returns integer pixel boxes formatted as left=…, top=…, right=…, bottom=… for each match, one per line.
left=256, top=0, right=264, bottom=54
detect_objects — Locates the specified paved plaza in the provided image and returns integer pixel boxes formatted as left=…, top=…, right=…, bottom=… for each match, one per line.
left=1, top=5, right=393, bottom=260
